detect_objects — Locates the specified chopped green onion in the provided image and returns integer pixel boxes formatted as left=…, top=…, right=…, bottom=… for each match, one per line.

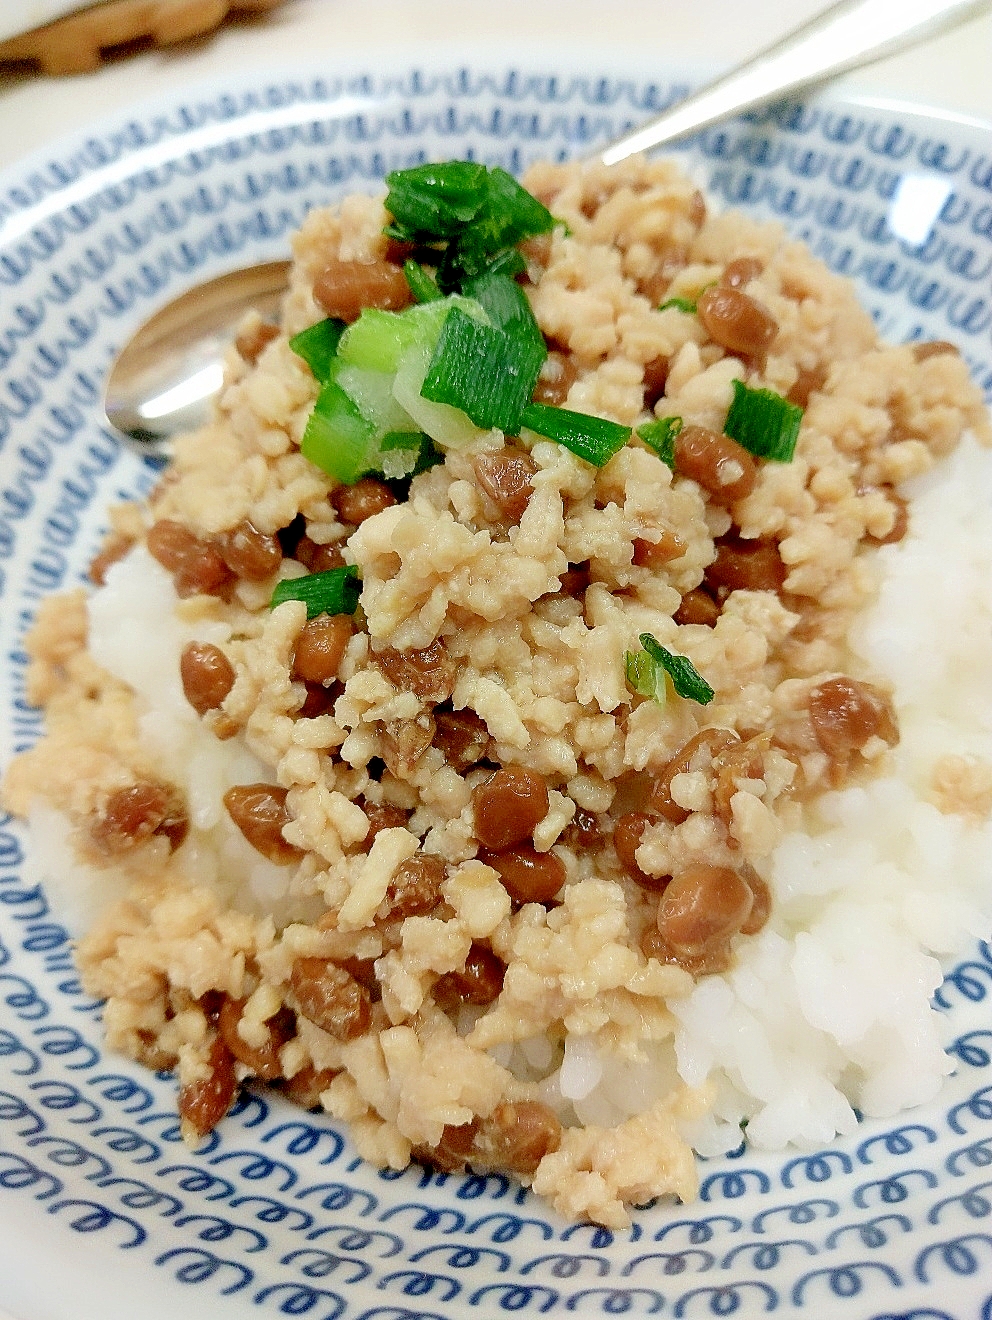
left=724, top=379, right=803, bottom=463
left=475, top=246, right=527, bottom=282
left=289, top=318, right=345, bottom=383
left=404, top=260, right=443, bottom=303
left=338, top=308, right=413, bottom=373
left=271, top=565, right=361, bottom=618
left=334, top=361, right=414, bottom=436
left=637, top=416, right=682, bottom=469
left=520, top=401, right=631, bottom=468
left=338, top=296, right=484, bottom=375
left=483, top=166, right=556, bottom=244
left=658, top=296, right=698, bottom=314
left=378, top=429, right=441, bottom=479
left=380, top=428, right=423, bottom=451
left=463, top=268, right=544, bottom=352
left=410, top=434, right=444, bottom=475
left=338, top=305, right=432, bottom=374
left=297, top=293, right=494, bottom=481
left=446, top=166, right=554, bottom=284
left=300, top=379, right=376, bottom=484
left=298, top=344, right=438, bottom=484
left=421, top=306, right=546, bottom=433
left=393, top=335, right=486, bottom=449
left=638, top=632, right=715, bottom=705
left=385, top=160, right=490, bottom=240
left=625, top=646, right=669, bottom=706
left=384, top=161, right=554, bottom=292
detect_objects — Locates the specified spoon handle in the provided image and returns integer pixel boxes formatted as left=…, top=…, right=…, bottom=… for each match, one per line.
left=598, top=0, right=990, bottom=165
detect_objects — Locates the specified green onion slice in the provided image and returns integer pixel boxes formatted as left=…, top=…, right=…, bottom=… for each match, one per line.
left=462, top=268, right=543, bottom=345
left=445, top=166, right=554, bottom=284
left=409, top=434, right=445, bottom=475
left=338, top=301, right=443, bottom=374
left=625, top=646, right=669, bottom=706
left=403, top=260, right=443, bottom=303
left=384, top=161, right=554, bottom=291
left=724, top=379, right=803, bottom=463
left=637, top=416, right=682, bottom=469
left=421, top=306, right=546, bottom=433
left=385, top=160, right=490, bottom=240
left=630, top=632, right=715, bottom=705
left=392, top=336, right=485, bottom=449
left=289, top=318, right=346, bottom=384
left=520, top=401, right=631, bottom=468
left=300, top=379, right=377, bottom=484
left=378, top=430, right=443, bottom=479
left=474, top=246, right=527, bottom=282
left=658, top=296, right=698, bottom=314
left=336, top=361, right=414, bottom=434
left=271, top=565, right=361, bottom=618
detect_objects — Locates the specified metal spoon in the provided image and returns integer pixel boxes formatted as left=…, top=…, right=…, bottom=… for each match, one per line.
left=597, top=0, right=989, bottom=165
left=105, top=259, right=290, bottom=455
left=105, top=0, right=989, bottom=456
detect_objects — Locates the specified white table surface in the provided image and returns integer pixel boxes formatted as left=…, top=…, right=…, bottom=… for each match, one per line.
left=0, top=3, right=988, bottom=1319
left=0, top=0, right=990, bottom=179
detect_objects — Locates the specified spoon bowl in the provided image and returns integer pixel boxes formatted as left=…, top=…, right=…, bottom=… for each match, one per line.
left=106, top=259, right=291, bottom=455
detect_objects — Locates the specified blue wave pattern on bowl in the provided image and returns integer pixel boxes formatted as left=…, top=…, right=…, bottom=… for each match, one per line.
left=1, top=68, right=992, bottom=1319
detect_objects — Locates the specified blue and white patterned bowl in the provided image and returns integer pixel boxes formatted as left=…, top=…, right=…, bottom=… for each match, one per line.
left=1, top=59, right=991, bottom=1320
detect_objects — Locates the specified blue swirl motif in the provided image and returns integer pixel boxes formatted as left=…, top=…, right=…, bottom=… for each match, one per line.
left=721, top=1238, right=817, bottom=1271
left=854, top=1170, right=939, bottom=1210
left=781, top=1150, right=853, bottom=1187
left=915, top=1233, right=992, bottom=1283
left=0, top=1150, right=62, bottom=1201
left=379, top=1267, right=461, bottom=1302
left=858, top=1126, right=938, bottom=1163
left=46, top=1197, right=147, bottom=1247
left=752, top=1199, right=840, bottom=1233
left=565, top=1284, right=667, bottom=1313
left=1, top=67, right=992, bottom=1320
left=623, top=1247, right=714, bottom=1278
left=935, top=941, right=992, bottom=1009
left=949, top=1136, right=992, bottom=1189
left=948, top=1086, right=992, bottom=1137
left=652, top=1214, right=743, bottom=1245
left=467, top=1210, right=557, bottom=1244
left=825, top=1213, right=912, bottom=1251
left=872, top=1313, right=955, bottom=1320
left=699, top=1168, right=771, bottom=1201
left=253, top=1281, right=345, bottom=1318
left=949, top=1030, right=992, bottom=1070
left=930, top=1183, right=992, bottom=1227
left=175, top=1214, right=268, bottom=1254
left=413, top=1242, right=511, bottom=1272
left=673, top=1279, right=778, bottom=1316
left=280, top=1246, right=371, bottom=1283
left=468, top=1280, right=559, bottom=1311
left=155, top=1246, right=253, bottom=1293
left=792, top=1260, right=902, bottom=1305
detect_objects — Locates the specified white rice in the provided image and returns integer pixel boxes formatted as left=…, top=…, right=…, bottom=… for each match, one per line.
left=31, top=547, right=308, bottom=930
left=527, top=433, right=992, bottom=1154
